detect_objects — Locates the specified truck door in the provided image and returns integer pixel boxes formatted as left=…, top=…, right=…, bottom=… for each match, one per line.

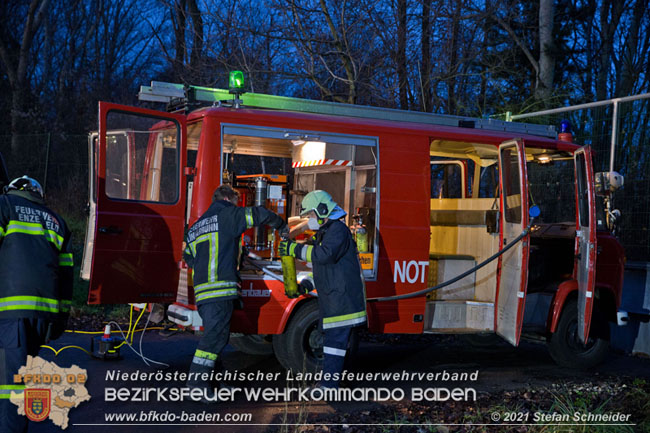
left=496, top=139, right=530, bottom=345
left=87, top=102, right=187, bottom=304
left=574, top=146, right=597, bottom=343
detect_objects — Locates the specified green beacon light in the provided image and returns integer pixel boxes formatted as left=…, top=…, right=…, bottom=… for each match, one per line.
left=229, top=70, right=245, bottom=94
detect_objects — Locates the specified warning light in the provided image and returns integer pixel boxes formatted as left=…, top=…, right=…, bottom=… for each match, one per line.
left=229, top=71, right=245, bottom=94
left=558, top=119, right=573, bottom=142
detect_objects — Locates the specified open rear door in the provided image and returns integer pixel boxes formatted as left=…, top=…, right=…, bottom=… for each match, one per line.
left=87, top=102, right=187, bottom=304
left=574, top=146, right=597, bottom=343
left=496, top=139, right=530, bottom=346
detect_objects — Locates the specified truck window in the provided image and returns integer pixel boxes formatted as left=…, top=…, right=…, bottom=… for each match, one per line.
left=105, top=111, right=180, bottom=203
left=527, top=158, right=575, bottom=224
left=575, top=153, right=590, bottom=227
left=430, top=161, right=463, bottom=198
left=500, top=147, right=522, bottom=224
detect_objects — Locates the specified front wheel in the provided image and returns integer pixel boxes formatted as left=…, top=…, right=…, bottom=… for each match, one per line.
left=273, top=301, right=360, bottom=374
left=547, top=299, right=609, bottom=368
left=273, top=301, right=323, bottom=373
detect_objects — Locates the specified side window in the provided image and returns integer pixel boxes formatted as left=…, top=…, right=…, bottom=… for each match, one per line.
left=105, top=111, right=179, bottom=203
left=500, top=147, right=521, bottom=224
left=576, top=153, right=589, bottom=227
left=430, top=161, right=464, bottom=198
left=478, top=164, right=499, bottom=198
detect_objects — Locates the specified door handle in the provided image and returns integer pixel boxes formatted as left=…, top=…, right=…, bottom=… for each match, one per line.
left=99, top=226, right=123, bottom=235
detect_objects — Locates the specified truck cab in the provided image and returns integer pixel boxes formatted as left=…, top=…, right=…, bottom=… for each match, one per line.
left=81, top=83, right=626, bottom=371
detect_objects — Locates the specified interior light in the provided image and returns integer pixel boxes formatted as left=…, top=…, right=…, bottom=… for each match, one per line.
left=536, top=155, right=552, bottom=164
left=291, top=140, right=306, bottom=146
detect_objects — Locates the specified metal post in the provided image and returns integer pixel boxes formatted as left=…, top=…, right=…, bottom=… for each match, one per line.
left=610, top=100, right=619, bottom=173
left=43, top=133, right=51, bottom=193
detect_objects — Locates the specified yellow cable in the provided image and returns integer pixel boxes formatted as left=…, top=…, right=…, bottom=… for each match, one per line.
left=41, top=345, right=91, bottom=356
left=129, top=305, right=147, bottom=344
left=115, top=305, right=137, bottom=349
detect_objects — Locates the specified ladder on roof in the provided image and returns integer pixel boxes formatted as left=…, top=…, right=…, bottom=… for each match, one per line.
left=138, top=81, right=557, bottom=138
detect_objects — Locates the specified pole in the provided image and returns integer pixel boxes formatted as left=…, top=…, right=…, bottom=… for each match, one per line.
left=43, top=133, right=51, bottom=193
left=610, top=101, right=619, bottom=173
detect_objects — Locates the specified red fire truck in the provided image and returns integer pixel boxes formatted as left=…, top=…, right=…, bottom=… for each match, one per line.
left=81, top=79, right=626, bottom=371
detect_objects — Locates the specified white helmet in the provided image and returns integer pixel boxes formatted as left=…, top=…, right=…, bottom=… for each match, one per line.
left=4, top=175, right=44, bottom=199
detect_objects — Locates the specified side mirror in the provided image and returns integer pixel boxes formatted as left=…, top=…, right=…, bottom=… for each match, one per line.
left=595, top=171, right=624, bottom=196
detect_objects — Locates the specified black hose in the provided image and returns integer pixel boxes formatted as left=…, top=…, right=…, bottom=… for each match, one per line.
left=367, top=220, right=534, bottom=302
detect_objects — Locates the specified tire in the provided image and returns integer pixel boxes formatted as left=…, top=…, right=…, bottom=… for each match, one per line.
left=229, top=334, right=274, bottom=355
left=272, top=300, right=360, bottom=374
left=547, top=299, right=609, bottom=368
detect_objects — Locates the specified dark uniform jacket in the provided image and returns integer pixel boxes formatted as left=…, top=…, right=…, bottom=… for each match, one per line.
left=183, top=200, right=284, bottom=305
left=301, top=219, right=367, bottom=329
left=0, top=191, right=73, bottom=320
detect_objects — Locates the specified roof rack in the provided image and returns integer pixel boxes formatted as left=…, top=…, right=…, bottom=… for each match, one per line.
left=139, top=81, right=557, bottom=138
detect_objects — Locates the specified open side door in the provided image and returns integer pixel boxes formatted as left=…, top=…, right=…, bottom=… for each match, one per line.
left=87, top=102, right=187, bottom=304
left=574, top=146, right=597, bottom=343
left=495, top=139, right=530, bottom=346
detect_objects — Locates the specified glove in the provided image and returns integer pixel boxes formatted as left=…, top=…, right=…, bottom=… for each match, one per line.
left=278, top=223, right=290, bottom=240
left=279, top=239, right=297, bottom=257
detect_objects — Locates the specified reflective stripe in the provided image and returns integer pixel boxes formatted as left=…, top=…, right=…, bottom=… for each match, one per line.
left=301, top=245, right=313, bottom=262
left=59, top=253, right=74, bottom=267
left=5, top=220, right=64, bottom=250
left=0, top=226, right=5, bottom=238
left=0, top=296, right=62, bottom=313
left=322, top=310, right=367, bottom=329
left=289, top=242, right=298, bottom=256
left=0, top=385, right=25, bottom=399
left=210, top=232, right=218, bottom=281
left=192, top=356, right=215, bottom=367
left=194, top=281, right=239, bottom=293
left=245, top=208, right=254, bottom=228
left=195, top=349, right=218, bottom=360
left=61, top=300, right=72, bottom=312
left=195, top=289, right=239, bottom=302
left=323, top=346, right=346, bottom=357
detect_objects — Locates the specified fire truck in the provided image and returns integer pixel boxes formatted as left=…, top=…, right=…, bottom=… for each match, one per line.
left=80, top=77, right=627, bottom=371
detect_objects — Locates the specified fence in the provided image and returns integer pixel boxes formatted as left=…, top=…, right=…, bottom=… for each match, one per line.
left=504, top=93, right=650, bottom=261
left=0, top=133, right=89, bottom=220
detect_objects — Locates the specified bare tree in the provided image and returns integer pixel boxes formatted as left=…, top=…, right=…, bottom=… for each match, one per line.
left=0, top=0, right=50, bottom=154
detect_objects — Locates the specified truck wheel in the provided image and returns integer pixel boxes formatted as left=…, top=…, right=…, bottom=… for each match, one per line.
left=273, top=301, right=323, bottom=374
left=547, top=299, right=609, bottom=368
left=229, top=334, right=274, bottom=355
left=273, top=301, right=360, bottom=374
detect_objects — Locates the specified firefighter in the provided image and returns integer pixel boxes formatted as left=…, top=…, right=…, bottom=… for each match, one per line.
left=279, top=190, right=366, bottom=389
left=0, top=176, right=73, bottom=433
left=183, top=184, right=287, bottom=396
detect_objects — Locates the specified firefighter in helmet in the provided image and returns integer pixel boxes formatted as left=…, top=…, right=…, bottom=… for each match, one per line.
left=279, top=190, right=367, bottom=389
left=183, top=184, right=288, bottom=397
left=0, top=176, right=73, bottom=432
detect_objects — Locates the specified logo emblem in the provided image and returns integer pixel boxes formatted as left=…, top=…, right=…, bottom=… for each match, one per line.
left=24, top=389, right=51, bottom=422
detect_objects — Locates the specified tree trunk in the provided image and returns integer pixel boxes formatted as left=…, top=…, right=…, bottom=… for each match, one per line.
left=396, top=0, right=408, bottom=109
left=420, top=0, right=432, bottom=112
left=535, top=0, right=554, bottom=103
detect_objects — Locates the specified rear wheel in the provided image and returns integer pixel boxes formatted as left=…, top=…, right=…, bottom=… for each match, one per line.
left=229, top=334, right=274, bottom=355
left=547, top=299, right=609, bottom=368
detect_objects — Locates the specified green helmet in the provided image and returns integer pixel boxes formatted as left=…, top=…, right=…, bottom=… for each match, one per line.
left=300, top=190, right=337, bottom=218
